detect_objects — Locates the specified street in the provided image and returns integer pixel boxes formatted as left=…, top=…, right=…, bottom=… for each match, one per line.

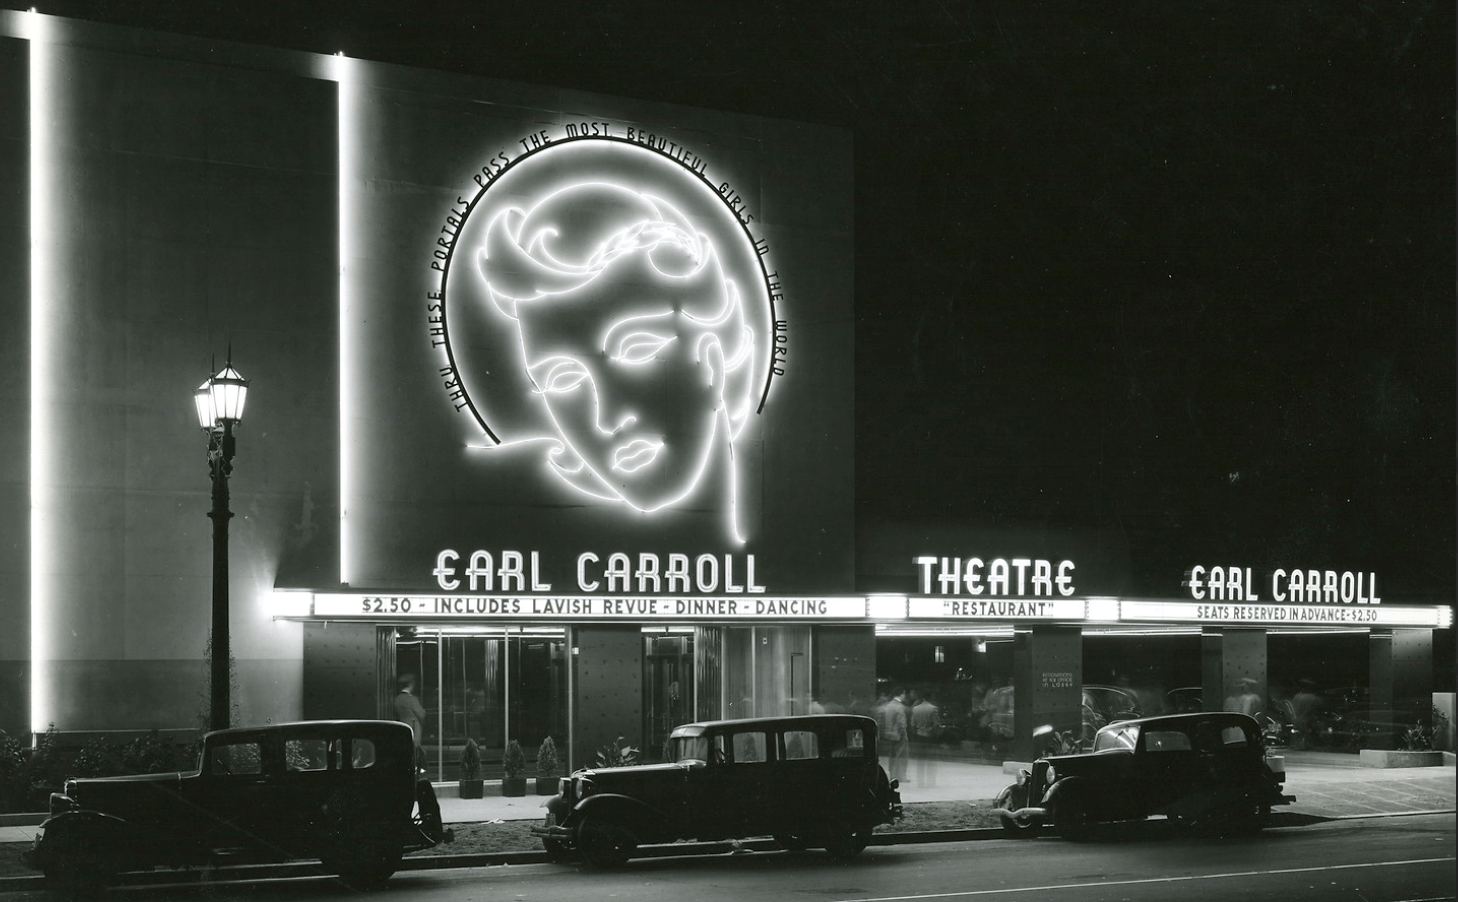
left=5, top=814, right=1451, bottom=902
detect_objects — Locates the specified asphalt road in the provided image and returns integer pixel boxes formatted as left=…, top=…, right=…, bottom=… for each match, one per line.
left=5, top=814, right=1452, bottom=901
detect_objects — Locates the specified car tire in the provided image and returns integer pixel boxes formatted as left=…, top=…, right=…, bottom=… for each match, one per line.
left=1226, top=801, right=1265, bottom=836
left=999, top=811, right=1042, bottom=838
left=823, top=829, right=869, bottom=860
left=42, top=852, right=120, bottom=894
left=775, top=834, right=812, bottom=851
left=324, top=843, right=403, bottom=889
left=577, top=816, right=636, bottom=868
left=1052, top=790, right=1094, bottom=841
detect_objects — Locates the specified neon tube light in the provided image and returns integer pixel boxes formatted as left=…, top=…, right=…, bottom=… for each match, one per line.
left=333, top=51, right=357, bottom=585
left=29, top=8, right=55, bottom=734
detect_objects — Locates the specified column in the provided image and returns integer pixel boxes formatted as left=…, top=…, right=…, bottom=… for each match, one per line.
left=1369, top=628, right=1433, bottom=750
left=1011, top=626, right=1082, bottom=760
left=1201, top=627, right=1267, bottom=717
left=813, top=625, right=876, bottom=714
left=569, top=625, right=643, bottom=772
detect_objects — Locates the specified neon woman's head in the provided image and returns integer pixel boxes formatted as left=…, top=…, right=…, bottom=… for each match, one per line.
left=477, top=182, right=754, bottom=517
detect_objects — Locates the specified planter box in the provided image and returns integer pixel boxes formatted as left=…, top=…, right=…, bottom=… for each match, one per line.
left=1359, top=749, right=1444, bottom=768
left=459, top=779, right=485, bottom=799
left=536, top=776, right=559, bottom=795
left=501, top=776, right=528, bottom=797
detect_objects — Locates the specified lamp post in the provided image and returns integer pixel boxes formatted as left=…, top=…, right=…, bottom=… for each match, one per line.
left=194, top=358, right=250, bottom=731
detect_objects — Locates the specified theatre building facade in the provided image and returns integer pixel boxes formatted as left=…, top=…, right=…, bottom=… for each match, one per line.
left=0, top=12, right=1450, bottom=778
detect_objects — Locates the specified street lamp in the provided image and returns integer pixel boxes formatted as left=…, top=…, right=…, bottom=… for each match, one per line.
left=194, top=357, right=250, bottom=731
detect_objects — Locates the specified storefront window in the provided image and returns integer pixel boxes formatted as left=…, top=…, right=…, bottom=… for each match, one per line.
left=393, top=628, right=567, bottom=781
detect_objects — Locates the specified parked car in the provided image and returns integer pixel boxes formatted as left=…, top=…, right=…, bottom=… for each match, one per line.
left=994, top=712, right=1293, bottom=840
left=982, top=684, right=1143, bottom=749
left=21, top=720, right=449, bottom=891
left=532, top=714, right=902, bottom=866
left=1306, top=691, right=1433, bottom=750
left=1163, top=686, right=1294, bottom=748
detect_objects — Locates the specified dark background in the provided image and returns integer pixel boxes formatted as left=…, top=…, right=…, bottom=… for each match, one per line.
left=12, top=0, right=1454, bottom=600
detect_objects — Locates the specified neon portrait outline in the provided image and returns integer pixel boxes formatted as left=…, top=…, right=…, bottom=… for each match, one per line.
left=440, top=139, right=773, bottom=542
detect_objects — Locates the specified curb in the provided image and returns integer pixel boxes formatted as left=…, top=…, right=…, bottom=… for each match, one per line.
left=2, top=810, right=1452, bottom=893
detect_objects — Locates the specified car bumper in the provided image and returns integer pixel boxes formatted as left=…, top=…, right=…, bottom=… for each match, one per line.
left=994, top=806, right=1048, bottom=828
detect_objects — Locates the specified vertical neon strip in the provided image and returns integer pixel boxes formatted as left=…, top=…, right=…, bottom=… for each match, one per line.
left=333, top=53, right=356, bottom=585
left=28, top=10, right=54, bottom=734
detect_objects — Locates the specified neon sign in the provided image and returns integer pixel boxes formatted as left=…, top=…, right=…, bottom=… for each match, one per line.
left=915, top=556, right=1077, bottom=597
left=312, top=592, right=864, bottom=621
left=1183, top=566, right=1382, bottom=604
left=432, top=135, right=780, bottom=544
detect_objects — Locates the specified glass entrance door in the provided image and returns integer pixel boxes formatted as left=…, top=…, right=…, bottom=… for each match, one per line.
left=391, top=627, right=567, bottom=781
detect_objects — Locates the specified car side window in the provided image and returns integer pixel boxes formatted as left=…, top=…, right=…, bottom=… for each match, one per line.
left=783, top=730, right=818, bottom=761
left=1143, top=730, right=1192, bottom=752
left=829, top=727, right=866, bottom=758
left=209, top=741, right=262, bottom=776
left=1218, top=726, right=1250, bottom=748
left=351, top=739, right=377, bottom=769
left=731, top=731, right=768, bottom=764
left=286, top=738, right=329, bottom=772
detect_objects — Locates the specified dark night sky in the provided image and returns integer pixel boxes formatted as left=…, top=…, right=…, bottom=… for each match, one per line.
left=12, top=1, right=1456, bottom=597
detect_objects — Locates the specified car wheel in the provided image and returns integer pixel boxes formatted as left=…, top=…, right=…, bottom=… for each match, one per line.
left=999, top=811, right=1042, bottom=838
left=577, top=816, right=636, bottom=868
left=324, top=843, right=403, bottom=889
left=1052, top=791, right=1094, bottom=841
left=774, top=834, right=811, bottom=851
left=823, top=829, right=869, bottom=860
left=42, top=852, right=120, bottom=894
left=1225, top=801, right=1265, bottom=836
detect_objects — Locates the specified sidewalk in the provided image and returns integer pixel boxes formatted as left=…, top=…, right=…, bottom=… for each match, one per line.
left=2, top=751, right=1451, bottom=846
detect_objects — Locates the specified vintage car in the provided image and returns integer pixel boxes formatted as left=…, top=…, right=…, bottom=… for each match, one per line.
left=21, top=720, right=450, bottom=891
left=532, top=714, right=902, bottom=866
left=994, top=712, right=1293, bottom=839
left=983, top=684, right=1143, bottom=748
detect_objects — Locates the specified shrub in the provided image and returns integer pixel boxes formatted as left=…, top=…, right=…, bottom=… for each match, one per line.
left=72, top=735, right=122, bottom=778
left=0, top=730, right=26, bottom=812
left=595, top=735, right=640, bottom=768
left=1400, top=705, right=1451, bottom=752
left=536, top=736, right=559, bottom=776
left=121, top=730, right=179, bottom=774
left=460, top=738, right=482, bottom=780
left=502, top=739, right=526, bottom=778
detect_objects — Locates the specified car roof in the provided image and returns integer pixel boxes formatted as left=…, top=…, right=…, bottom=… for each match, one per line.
left=1098, top=711, right=1259, bottom=733
left=668, top=714, right=877, bottom=737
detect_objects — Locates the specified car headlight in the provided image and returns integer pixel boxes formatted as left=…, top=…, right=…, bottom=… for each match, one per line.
left=1046, top=766, right=1057, bottom=785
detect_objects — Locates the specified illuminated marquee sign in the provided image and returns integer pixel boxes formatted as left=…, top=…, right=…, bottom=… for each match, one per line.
left=907, top=597, right=1087, bottom=620
left=431, top=131, right=782, bottom=545
left=313, top=593, right=865, bottom=621
left=432, top=549, right=767, bottom=594
left=1123, top=600, right=1444, bottom=628
left=915, top=556, right=1076, bottom=597
left=1184, top=566, right=1381, bottom=604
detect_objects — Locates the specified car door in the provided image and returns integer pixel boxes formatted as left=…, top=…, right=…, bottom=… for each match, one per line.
left=194, top=736, right=277, bottom=856
left=1138, top=724, right=1204, bottom=815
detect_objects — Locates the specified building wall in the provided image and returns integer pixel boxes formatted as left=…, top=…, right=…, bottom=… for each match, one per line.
left=25, top=19, right=335, bottom=732
left=0, top=37, right=28, bottom=739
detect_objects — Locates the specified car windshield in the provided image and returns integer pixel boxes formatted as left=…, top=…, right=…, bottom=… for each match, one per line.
left=1093, top=723, right=1139, bottom=752
left=672, top=736, right=709, bottom=764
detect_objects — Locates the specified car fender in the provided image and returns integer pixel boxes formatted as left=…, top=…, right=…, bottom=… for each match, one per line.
left=30, top=810, right=137, bottom=864
left=1040, top=774, right=1091, bottom=807
left=571, top=793, right=674, bottom=840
